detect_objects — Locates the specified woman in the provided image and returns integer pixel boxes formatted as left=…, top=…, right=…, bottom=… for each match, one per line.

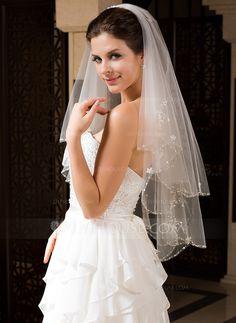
left=39, top=4, right=209, bottom=322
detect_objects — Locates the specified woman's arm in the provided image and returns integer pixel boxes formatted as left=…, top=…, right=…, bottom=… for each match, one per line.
left=67, top=133, right=100, bottom=218
left=67, top=102, right=138, bottom=219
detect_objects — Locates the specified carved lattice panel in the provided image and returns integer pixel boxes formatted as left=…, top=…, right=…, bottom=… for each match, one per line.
left=175, top=16, right=229, bottom=214
left=159, top=16, right=230, bottom=278
left=0, top=1, right=68, bottom=322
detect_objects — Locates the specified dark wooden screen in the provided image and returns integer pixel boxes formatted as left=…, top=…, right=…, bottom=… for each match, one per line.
left=149, top=0, right=230, bottom=280
left=0, top=0, right=68, bottom=322
left=163, top=14, right=230, bottom=280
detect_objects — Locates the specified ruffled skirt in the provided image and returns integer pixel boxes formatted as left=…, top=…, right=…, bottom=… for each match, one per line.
left=39, top=207, right=170, bottom=322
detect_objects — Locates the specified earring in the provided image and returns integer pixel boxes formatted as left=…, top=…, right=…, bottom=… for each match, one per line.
left=141, top=64, right=145, bottom=69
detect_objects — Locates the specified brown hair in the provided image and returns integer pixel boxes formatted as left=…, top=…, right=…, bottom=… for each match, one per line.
left=86, top=7, right=143, bottom=54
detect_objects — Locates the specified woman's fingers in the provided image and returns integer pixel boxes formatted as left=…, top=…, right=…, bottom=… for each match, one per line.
left=87, top=100, right=110, bottom=120
left=43, top=232, right=57, bottom=264
left=80, top=97, right=107, bottom=113
left=95, top=105, right=110, bottom=115
left=86, top=99, right=109, bottom=116
left=66, top=96, right=108, bottom=138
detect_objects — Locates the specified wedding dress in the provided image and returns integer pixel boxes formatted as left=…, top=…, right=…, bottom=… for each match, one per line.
left=39, top=130, right=170, bottom=323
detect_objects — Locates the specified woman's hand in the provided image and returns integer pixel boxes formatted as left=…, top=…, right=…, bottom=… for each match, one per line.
left=43, top=224, right=61, bottom=264
left=66, top=97, right=108, bottom=141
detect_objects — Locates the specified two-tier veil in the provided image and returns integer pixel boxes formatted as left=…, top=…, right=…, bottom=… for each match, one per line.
left=59, top=4, right=210, bottom=261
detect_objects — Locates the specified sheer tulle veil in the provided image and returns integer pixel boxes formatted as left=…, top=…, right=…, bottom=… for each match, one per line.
left=59, top=4, right=210, bottom=261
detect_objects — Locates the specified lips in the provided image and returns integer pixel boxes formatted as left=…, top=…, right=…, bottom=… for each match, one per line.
left=104, top=76, right=121, bottom=85
left=105, top=76, right=119, bottom=81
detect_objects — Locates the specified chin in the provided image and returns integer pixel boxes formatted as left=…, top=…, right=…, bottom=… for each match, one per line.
left=107, top=86, right=122, bottom=94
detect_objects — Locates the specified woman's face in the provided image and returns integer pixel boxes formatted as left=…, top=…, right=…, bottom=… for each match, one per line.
left=91, top=32, right=143, bottom=98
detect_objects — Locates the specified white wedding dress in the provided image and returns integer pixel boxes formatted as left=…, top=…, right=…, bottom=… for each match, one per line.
left=39, top=130, right=170, bottom=323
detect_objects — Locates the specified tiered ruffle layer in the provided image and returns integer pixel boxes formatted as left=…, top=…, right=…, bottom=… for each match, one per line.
left=39, top=209, right=170, bottom=322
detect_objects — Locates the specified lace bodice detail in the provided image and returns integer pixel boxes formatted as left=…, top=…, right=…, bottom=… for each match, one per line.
left=62, top=131, right=145, bottom=217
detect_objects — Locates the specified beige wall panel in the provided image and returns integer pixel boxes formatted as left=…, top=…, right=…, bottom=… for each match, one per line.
left=56, top=0, right=99, bottom=32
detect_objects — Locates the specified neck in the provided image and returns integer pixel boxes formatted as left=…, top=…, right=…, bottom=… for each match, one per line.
left=120, top=74, right=142, bottom=103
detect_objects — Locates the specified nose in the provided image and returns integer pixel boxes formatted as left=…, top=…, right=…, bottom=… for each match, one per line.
left=100, top=60, right=112, bottom=75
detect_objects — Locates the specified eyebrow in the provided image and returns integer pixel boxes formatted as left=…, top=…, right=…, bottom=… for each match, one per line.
left=91, top=48, right=121, bottom=57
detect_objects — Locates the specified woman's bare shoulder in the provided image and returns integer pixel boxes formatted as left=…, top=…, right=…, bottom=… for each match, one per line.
left=113, top=99, right=140, bottom=113
left=110, top=99, right=140, bottom=124
left=94, top=99, right=140, bottom=143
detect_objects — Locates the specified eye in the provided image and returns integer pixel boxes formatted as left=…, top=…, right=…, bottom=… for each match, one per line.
left=110, top=53, right=121, bottom=60
left=91, top=56, right=102, bottom=63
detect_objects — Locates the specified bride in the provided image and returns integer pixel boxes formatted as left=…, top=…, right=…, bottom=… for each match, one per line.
left=39, top=4, right=209, bottom=322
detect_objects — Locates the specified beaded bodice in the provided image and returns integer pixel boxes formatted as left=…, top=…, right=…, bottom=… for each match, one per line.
left=67, top=131, right=145, bottom=217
